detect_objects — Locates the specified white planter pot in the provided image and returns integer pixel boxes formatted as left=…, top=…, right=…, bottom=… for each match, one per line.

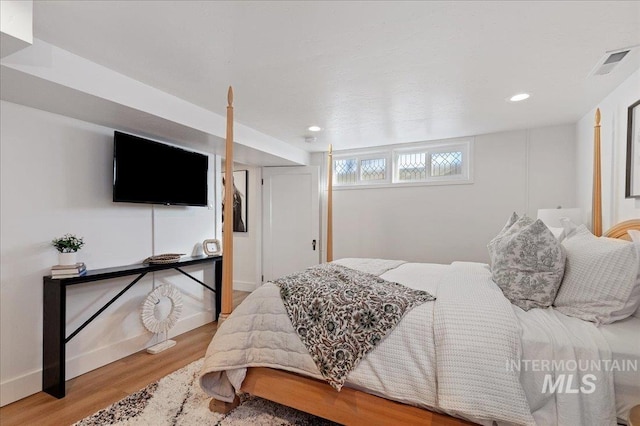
left=58, top=252, right=77, bottom=266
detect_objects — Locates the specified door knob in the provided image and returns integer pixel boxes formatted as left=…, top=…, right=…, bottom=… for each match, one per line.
left=312, top=239, right=317, bottom=251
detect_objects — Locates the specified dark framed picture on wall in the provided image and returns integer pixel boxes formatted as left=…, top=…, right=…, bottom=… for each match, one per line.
left=626, top=100, right=640, bottom=198
left=222, top=170, right=248, bottom=232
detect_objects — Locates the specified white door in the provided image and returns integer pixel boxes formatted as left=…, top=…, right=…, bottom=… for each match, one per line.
left=263, top=166, right=320, bottom=282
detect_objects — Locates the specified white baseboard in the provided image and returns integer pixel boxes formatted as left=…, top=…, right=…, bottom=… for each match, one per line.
left=0, top=310, right=214, bottom=407
left=0, top=368, right=40, bottom=407
left=167, top=310, right=214, bottom=339
left=234, top=280, right=257, bottom=292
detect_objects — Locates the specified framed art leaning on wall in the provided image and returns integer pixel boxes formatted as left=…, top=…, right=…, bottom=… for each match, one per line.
left=222, top=170, right=248, bottom=232
left=626, top=99, right=640, bottom=199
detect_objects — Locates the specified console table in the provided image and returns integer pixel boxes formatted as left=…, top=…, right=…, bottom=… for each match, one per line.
left=42, top=254, right=222, bottom=398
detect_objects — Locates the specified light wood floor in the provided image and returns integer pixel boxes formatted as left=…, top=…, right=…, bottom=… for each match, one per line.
left=0, top=291, right=250, bottom=426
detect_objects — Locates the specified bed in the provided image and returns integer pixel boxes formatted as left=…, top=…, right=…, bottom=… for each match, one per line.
left=201, top=91, right=640, bottom=425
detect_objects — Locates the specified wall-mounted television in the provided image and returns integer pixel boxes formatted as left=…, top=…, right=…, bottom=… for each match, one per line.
left=113, top=131, right=208, bottom=207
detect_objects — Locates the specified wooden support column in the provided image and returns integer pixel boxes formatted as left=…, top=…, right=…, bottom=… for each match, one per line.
left=592, top=108, right=602, bottom=237
left=209, top=395, right=240, bottom=414
left=326, top=145, right=333, bottom=262
left=220, top=86, right=234, bottom=324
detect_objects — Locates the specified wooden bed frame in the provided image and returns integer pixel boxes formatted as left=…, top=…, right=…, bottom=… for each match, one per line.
left=214, top=92, right=640, bottom=425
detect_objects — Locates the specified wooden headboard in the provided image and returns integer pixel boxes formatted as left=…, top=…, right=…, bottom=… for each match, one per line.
left=604, top=219, right=640, bottom=241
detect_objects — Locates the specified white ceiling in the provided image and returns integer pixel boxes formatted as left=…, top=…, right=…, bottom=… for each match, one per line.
left=31, top=1, right=640, bottom=152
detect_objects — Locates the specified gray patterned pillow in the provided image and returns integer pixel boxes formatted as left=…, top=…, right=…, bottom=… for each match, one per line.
left=488, top=214, right=566, bottom=311
left=494, top=211, right=519, bottom=238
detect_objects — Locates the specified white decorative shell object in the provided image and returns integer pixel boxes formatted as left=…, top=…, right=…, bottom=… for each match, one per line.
left=140, top=284, right=183, bottom=335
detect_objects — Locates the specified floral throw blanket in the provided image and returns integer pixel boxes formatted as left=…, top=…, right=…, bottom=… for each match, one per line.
left=272, top=263, right=435, bottom=390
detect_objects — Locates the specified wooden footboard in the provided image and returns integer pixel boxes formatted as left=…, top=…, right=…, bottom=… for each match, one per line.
left=212, top=367, right=475, bottom=425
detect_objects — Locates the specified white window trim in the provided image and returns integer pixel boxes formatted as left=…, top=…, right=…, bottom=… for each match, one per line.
left=332, top=138, right=474, bottom=190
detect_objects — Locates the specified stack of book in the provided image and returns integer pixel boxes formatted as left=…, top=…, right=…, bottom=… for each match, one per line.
left=51, top=262, right=87, bottom=278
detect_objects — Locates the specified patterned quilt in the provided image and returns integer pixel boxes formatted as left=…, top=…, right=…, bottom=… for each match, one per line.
left=272, top=263, right=435, bottom=390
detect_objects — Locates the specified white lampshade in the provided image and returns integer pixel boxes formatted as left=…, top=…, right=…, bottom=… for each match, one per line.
left=537, top=208, right=582, bottom=228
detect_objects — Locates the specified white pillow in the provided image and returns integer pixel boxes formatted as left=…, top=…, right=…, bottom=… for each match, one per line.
left=559, top=217, right=578, bottom=239
left=628, top=230, right=640, bottom=318
left=553, top=225, right=640, bottom=325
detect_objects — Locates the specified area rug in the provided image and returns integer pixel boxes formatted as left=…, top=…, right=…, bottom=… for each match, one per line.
left=73, top=358, right=337, bottom=425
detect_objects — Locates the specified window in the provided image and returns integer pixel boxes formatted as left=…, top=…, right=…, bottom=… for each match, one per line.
left=360, top=158, right=387, bottom=182
left=333, top=139, right=471, bottom=188
left=395, top=142, right=468, bottom=183
left=430, top=151, right=462, bottom=177
left=333, top=154, right=390, bottom=186
left=397, top=152, right=427, bottom=181
left=334, top=158, right=358, bottom=185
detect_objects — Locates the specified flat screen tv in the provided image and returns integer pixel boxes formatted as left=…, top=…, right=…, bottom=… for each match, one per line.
left=113, top=131, right=208, bottom=206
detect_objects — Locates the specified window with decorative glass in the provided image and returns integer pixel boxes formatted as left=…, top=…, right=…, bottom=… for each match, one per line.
left=333, top=154, right=390, bottom=186
left=332, top=139, right=471, bottom=188
left=394, top=142, right=469, bottom=183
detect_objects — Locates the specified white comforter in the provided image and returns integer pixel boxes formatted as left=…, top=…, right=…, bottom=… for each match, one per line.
left=200, top=260, right=616, bottom=426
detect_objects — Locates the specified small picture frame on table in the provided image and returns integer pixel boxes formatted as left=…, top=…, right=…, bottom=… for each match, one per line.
left=203, top=239, right=221, bottom=256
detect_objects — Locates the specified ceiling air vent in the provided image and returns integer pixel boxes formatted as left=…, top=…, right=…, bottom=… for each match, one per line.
left=590, top=47, right=635, bottom=76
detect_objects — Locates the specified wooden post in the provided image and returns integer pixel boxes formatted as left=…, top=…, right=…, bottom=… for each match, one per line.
left=220, top=87, right=234, bottom=324
left=209, top=396, right=240, bottom=414
left=327, top=145, right=333, bottom=262
left=592, top=108, right=602, bottom=237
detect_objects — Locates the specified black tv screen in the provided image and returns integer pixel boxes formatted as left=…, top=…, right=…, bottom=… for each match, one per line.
left=113, top=131, right=208, bottom=206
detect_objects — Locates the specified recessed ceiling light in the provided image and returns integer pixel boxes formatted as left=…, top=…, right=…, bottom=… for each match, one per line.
left=509, top=93, right=530, bottom=102
left=308, top=126, right=322, bottom=132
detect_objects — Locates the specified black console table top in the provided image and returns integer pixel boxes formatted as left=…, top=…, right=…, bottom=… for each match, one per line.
left=43, top=254, right=222, bottom=399
left=49, top=255, right=221, bottom=284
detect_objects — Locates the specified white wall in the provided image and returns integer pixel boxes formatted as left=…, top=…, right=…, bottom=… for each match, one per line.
left=316, top=124, right=576, bottom=264
left=576, top=68, right=640, bottom=229
left=225, top=163, right=262, bottom=291
left=0, top=101, right=219, bottom=405
left=0, top=1, right=32, bottom=44
left=0, top=0, right=32, bottom=58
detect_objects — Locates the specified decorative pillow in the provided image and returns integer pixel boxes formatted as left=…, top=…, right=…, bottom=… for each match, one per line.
left=495, top=211, right=519, bottom=237
left=559, top=217, right=578, bottom=239
left=554, top=225, right=640, bottom=325
left=488, top=214, right=566, bottom=311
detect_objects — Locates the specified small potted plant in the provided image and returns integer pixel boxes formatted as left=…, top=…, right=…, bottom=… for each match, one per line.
left=52, top=233, right=85, bottom=265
